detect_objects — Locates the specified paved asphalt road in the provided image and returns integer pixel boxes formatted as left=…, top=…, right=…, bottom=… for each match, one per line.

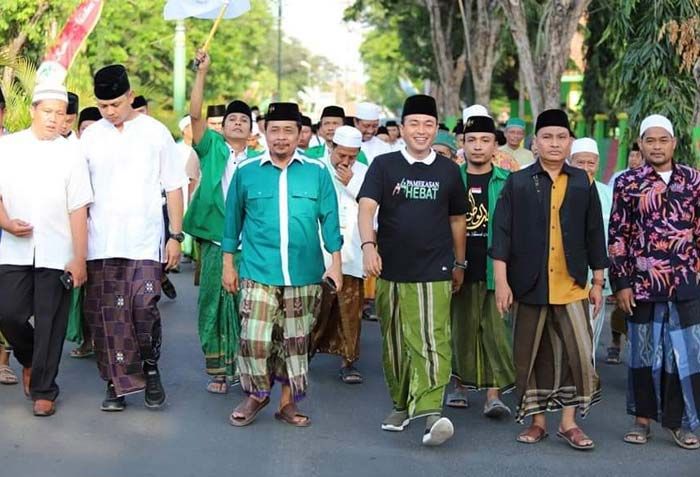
left=1, top=266, right=697, bottom=477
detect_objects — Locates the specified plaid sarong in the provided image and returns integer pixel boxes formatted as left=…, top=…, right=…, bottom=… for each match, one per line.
left=311, top=275, right=364, bottom=363
left=84, top=259, right=163, bottom=396
left=237, top=279, right=322, bottom=402
left=513, top=300, right=601, bottom=423
left=627, top=300, right=700, bottom=431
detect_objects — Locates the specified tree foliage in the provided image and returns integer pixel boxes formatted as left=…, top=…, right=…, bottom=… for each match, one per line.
left=604, top=0, right=699, bottom=162
left=1, top=0, right=336, bottom=130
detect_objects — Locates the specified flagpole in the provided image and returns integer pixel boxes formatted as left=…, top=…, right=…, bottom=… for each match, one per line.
left=276, top=0, right=282, bottom=100
left=191, top=0, right=230, bottom=70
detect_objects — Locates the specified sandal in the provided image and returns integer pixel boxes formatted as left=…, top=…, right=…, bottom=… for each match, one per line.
left=275, top=403, right=311, bottom=427
left=229, top=396, right=270, bottom=427
left=206, top=376, right=229, bottom=394
left=0, top=365, right=18, bottom=385
left=667, top=428, right=700, bottom=450
left=446, top=388, right=469, bottom=409
left=70, top=345, right=94, bottom=359
left=339, top=365, right=363, bottom=384
left=557, top=427, right=595, bottom=450
left=483, top=398, right=511, bottom=418
left=605, top=347, right=621, bottom=365
left=516, top=424, right=548, bottom=444
left=623, top=422, right=651, bottom=445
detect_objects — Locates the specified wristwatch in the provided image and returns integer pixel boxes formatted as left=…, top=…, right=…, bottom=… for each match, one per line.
left=169, top=232, right=185, bottom=243
left=591, top=277, right=606, bottom=287
left=453, top=260, right=468, bottom=270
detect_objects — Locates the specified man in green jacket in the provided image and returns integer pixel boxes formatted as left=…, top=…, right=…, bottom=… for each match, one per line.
left=446, top=114, right=515, bottom=419
left=183, top=50, right=262, bottom=394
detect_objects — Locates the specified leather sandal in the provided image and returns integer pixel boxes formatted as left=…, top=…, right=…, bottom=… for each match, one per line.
left=517, top=424, right=548, bottom=444
left=33, top=399, right=56, bottom=417
left=229, top=396, right=270, bottom=427
left=274, top=403, right=311, bottom=427
left=557, top=427, right=595, bottom=450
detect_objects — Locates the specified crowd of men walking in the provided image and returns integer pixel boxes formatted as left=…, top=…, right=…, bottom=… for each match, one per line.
left=0, top=49, right=698, bottom=451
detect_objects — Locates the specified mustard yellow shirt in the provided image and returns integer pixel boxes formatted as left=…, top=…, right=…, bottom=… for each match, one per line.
left=548, top=173, right=589, bottom=304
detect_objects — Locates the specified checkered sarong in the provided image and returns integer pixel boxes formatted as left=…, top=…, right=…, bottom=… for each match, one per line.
left=237, top=280, right=321, bottom=402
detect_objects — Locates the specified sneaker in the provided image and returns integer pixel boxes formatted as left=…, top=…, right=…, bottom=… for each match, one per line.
left=422, top=416, right=454, bottom=446
left=101, top=382, right=126, bottom=412
left=381, top=409, right=410, bottom=432
left=144, top=366, right=166, bottom=409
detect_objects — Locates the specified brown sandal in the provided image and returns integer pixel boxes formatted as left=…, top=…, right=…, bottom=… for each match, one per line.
left=274, top=403, right=311, bottom=427
left=516, top=424, right=548, bottom=444
left=229, top=396, right=270, bottom=427
left=557, top=427, right=595, bottom=450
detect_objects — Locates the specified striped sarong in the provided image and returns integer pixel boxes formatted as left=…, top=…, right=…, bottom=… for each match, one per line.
left=627, top=300, right=700, bottom=431
left=450, top=281, right=515, bottom=392
left=197, top=241, right=239, bottom=378
left=513, top=300, right=601, bottom=423
left=376, top=279, right=452, bottom=419
left=237, top=279, right=321, bottom=402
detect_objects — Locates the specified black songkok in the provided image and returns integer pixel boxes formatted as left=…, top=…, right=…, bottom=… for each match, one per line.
left=265, top=102, right=301, bottom=123
left=321, top=105, right=345, bottom=119
left=402, top=95, right=438, bottom=121
left=94, top=64, right=130, bottom=100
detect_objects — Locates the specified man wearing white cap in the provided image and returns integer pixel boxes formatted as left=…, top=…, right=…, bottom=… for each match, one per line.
left=355, top=101, right=391, bottom=165
left=311, top=126, right=368, bottom=384
left=0, top=78, right=93, bottom=416
left=609, top=114, right=700, bottom=449
left=570, top=138, right=613, bottom=361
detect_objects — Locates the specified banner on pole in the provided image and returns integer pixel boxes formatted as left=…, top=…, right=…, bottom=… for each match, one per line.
left=164, top=0, right=251, bottom=20
left=37, top=0, right=104, bottom=84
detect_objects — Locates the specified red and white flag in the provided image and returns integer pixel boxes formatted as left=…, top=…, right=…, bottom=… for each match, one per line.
left=37, top=0, right=104, bottom=84
left=163, top=0, right=251, bottom=20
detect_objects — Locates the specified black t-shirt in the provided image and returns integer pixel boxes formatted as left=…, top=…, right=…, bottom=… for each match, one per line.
left=465, top=170, right=492, bottom=283
left=358, top=151, right=467, bottom=282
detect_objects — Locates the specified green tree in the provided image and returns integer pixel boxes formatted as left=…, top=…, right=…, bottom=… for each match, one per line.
left=605, top=0, right=699, bottom=163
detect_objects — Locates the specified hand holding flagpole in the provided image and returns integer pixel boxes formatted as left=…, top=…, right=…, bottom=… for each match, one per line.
left=192, top=0, right=229, bottom=70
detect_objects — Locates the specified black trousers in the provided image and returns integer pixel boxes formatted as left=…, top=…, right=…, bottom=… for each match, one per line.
left=0, top=265, right=70, bottom=400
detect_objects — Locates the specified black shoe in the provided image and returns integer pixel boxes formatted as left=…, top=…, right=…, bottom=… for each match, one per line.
left=161, top=276, right=177, bottom=299
left=101, top=382, right=126, bottom=412
left=144, top=366, right=166, bottom=409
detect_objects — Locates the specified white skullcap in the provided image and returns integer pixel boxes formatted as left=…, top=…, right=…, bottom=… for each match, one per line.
left=178, top=115, right=192, bottom=131
left=355, top=102, right=381, bottom=121
left=332, top=125, right=362, bottom=148
left=571, top=137, right=599, bottom=156
left=640, top=114, right=674, bottom=137
left=32, top=82, right=68, bottom=104
left=462, top=104, right=490, bottom=124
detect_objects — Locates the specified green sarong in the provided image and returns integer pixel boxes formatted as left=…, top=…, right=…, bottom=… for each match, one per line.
left=198, top=241, right=240, bottom=378
left=450, top=281, right=515, bottom=391
left=65, top=287, right=85, bottom=344
left=376, top=279, right=452, bottom=419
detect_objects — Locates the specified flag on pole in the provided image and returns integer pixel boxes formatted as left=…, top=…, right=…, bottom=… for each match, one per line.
left=163, top=0, right=251, bottom=20
left=37, top=0, right=104, bottom=85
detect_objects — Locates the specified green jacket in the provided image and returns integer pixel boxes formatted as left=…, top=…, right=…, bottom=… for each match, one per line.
left=304, top=143, right=369, bottom=165
left=458, top=164, right=510, bottom=290
left=183, top=128, right=263, bottom=242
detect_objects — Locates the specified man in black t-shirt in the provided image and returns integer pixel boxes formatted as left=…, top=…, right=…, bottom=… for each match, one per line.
left=445, top=113, right=515, bottom=418
left=358, top=95, right=467, bottom=447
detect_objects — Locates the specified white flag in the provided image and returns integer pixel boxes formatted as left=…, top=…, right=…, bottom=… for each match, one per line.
left=163, top=0, right=251, bottom=21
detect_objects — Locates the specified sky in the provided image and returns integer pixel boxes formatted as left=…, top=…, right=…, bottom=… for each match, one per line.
left=278, top=0, right=366, bottom=82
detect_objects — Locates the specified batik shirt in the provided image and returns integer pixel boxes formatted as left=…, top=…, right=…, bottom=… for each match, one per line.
left=608, top=163, right=700, bottom=302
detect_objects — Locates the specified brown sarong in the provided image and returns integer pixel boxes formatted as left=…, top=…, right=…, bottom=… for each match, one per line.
left=311, top=275, right=364, bottom=363
left=513, top=299, right=601, bottom=423
left=84, top=259, right=162, bottom=396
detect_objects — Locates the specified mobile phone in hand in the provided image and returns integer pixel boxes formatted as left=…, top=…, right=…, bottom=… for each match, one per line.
left=60, top=272, right=74, bottom=290
left=323, top=276, right=337, bottom=294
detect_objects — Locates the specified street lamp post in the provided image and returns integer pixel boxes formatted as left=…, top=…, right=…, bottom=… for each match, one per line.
left=174, top=20, right=187, bottom=117
left=277, top=0, right=282, bottom=101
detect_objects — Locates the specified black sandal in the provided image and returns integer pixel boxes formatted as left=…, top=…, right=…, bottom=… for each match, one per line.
left=339, top=365, right=363, bottom=384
